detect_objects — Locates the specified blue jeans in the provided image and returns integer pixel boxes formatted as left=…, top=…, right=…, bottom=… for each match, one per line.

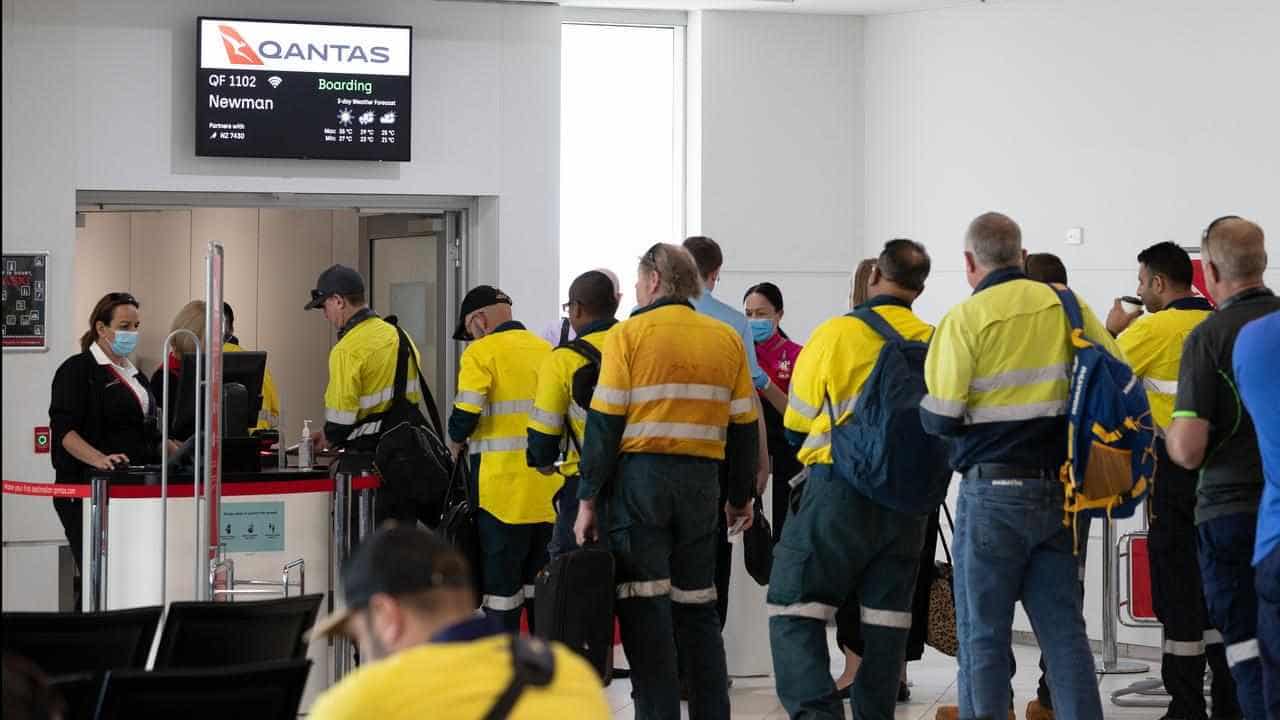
left=1257, top=543, right=1280, bottom=720
left=1198, top=513, right=1265, bottom=720
left=954, top=475, right=1101, bottom=720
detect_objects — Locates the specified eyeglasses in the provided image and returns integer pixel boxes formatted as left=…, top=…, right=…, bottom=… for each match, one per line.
left=1202, top=215, right=1242, bottom=244
left=309, top=289, right=330, bottom=304
left=639, top=244, right=661, bottom=271
left=561, top=300, right=580, bottom=313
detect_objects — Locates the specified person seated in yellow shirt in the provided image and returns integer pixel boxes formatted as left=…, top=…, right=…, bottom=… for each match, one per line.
left=308, top=525, right=610, bottom=720
left=222, top=302, right=281, bottom=429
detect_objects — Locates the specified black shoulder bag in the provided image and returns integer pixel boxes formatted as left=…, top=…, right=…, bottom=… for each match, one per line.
left=483, top=636, right=557, bottom=720
left=439, top=448, right=483, bottom=599
left=370, top=326, right=453, bottom=524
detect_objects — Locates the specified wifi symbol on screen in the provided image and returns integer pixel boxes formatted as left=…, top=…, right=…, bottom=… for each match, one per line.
left=267, top=76, right=283, bottom=89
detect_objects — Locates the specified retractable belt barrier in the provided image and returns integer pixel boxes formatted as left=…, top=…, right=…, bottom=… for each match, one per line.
left=3, top=476, right=380, bottom=499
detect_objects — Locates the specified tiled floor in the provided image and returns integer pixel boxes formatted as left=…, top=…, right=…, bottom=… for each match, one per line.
left=606, top=633, right=1172, bottom=719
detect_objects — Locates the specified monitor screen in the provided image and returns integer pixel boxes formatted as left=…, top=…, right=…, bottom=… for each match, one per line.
left=171, top=352, right=267, bottom=440
left=195, top=17, right=412, bottom=161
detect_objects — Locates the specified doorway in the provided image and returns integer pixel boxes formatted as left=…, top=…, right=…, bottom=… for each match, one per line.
left=73, top=191, right=473, bottom=439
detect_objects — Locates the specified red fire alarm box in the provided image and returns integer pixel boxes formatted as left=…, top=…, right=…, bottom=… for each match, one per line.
left=34, top=426, right=51, bottom=454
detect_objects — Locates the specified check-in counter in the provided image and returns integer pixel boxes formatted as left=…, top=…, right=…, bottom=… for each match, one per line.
left=78, top=465, right=376, bottom=711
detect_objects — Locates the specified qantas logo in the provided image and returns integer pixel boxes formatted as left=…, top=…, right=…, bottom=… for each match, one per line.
left=218, top=25, right=263, bottom=65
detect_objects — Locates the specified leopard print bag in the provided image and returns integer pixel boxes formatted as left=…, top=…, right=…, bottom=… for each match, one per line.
left=925, top=503, right=959, bottom=657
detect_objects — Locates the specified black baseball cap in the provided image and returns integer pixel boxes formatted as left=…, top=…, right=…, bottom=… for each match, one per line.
left=304, top=265, right=365, bottom=310
left=452, top=285, right=513, bottom=341
left=310, top=526, right=472, bottom=640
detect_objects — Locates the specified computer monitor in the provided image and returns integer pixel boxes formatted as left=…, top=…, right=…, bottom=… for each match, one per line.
left=170, top=351, right=267, bottom=441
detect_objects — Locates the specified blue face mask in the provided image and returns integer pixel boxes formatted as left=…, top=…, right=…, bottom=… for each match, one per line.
left=749, top=318, right=775, bottom=343
left=110, top=330, right=139, bottom=356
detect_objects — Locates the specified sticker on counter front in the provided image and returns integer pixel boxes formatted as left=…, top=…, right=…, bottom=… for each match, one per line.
left=219, top=501, right=285, bottom=552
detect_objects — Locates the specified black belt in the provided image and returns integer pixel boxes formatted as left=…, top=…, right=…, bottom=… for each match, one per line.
left=964, top=463, right=1055, bottom=481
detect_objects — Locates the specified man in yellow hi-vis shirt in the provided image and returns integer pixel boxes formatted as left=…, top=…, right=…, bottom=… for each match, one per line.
left=447, top=286, right=556, bottom=632
left=527, top=271, right=619, bottom=558
left=305, top=265, right=423, bottom=450
left=223, top=302, right=280, bottom=429
left=1106, top=242, right=1238, bottom=720
left=575, top=243, right=758, bottom=720
left=768, top=239, right=935, bottom=719
left=920, top=213, right=1122, bottom=720
left=307, top=526, right=610, bottom=720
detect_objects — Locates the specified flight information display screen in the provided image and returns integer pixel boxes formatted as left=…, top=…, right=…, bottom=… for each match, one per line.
left=196, top=17, right=411, bottom=161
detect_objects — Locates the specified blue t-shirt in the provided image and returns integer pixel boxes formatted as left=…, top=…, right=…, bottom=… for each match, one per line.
left=691, top=290, right=769, bottom=390
left=1233, top=310, right=1280, bottom=565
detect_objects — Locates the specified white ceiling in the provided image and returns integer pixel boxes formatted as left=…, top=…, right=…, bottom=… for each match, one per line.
left=492, top=0, right=979, bottom=16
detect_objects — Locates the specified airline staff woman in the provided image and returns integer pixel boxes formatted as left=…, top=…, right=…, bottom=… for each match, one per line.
left=743, top=282, right=803, bottom=538
left=49, top=292, right=165, bottom=601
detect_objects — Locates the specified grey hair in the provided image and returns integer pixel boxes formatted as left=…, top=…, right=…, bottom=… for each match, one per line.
left=965, top=212, right=1023, bottom=269
left=1203, top=216, right=1267, bottom=281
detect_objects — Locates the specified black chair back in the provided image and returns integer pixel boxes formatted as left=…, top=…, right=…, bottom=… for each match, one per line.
left=152, top=594, right=322, bottom=669
left=1, top=606, right=162, bottom=675
left=94, top=658, right=311, bottom=720
left=48, top=672, right=99, bottom=720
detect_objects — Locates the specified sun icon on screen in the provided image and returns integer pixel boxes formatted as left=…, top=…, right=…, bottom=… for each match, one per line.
left=337, top=108, right=354, bottom=126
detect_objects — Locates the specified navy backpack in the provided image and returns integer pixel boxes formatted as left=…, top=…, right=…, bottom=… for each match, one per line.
left=828, top=309, right=952, bottom=515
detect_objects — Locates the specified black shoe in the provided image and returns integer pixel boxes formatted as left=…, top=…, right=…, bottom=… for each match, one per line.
left=898, top=682, right=910, bottom=703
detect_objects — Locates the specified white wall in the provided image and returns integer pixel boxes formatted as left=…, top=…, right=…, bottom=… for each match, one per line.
left=689, top=11, right=864, bottom=342
left=3, top=0, right=558, bottom=560
left=863, top=0, right=1280, bottom=647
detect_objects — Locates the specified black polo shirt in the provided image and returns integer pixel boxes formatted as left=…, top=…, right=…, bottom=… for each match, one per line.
left=1173, top=287, right=1280, bottom=524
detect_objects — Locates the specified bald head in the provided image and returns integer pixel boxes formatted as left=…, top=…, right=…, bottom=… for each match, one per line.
left=1203, top=216, right=1267, bottom=282
left=965, top=212, right=1023, bottom=269
left=592, top=268, right=622, bottom=301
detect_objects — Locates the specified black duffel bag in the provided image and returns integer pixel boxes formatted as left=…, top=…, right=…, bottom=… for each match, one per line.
left=742, top=495, right=773, bottom=586
left=440, top=449, right=483, bottom=600
left=353, top=324, right=453, bottom=527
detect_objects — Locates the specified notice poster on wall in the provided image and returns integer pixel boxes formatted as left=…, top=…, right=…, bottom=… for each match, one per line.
left=2, top=252, right=49, bottom=351
left=196, top=17, right=412, bottom=161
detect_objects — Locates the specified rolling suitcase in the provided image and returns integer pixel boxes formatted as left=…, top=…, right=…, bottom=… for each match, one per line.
left=533, top=546, right=615, bottom=684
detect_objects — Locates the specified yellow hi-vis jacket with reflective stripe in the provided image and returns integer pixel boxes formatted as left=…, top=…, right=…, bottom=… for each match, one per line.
left=451, top=324, right=557, bottom=524
left=526, top=320, right=617, bottom=478
left=920, top=270, right=1126, bottom=472
left=324, top=314, right=422, bottom=442
left=784, top=298, right=934, bottom=466
left=225, top=342, right=281, bottom=429
left=579, top=300, right=760, bottom=504
left=1116, top=298, right=1213, bottom=429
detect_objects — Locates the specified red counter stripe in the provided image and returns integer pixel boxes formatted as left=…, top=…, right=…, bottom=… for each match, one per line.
left=2, top=481, right=91, bottom=498
left=3, top=476, right=379, bottom=499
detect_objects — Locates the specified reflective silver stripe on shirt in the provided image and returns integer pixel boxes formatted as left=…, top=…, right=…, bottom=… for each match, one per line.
left=788, top=390, right=821, bottom=420
left=472, top=436, right=529, bottom=453
left=1142, top=377, right=1178, bottom=395
left=484, top=399, right=534, bottom=416
left=1225, top=638, right=1259, bottom=666
left=801, top=431, right=832, bottom=452
left=259, top=409, right=280, bottom=427
left=1204, top=629, right=1224, bottom=645
left=830, top=395, right=859, bottom=421
left=969, top=363, right=1070, bottom=393
left=326, top=407, right=358, bottom=425
left=616, top=579, right=671, bottom=599
left=729, top=397, right=755, bottom=416
left=482, top=592, right=525, bottom=611
left=766, top=602, right=837, bottom=621
left=630, top=383, right=731, bottom=404
left=965, top=400, right=1067, bottom=424
left=921, top=394, right=965, bottom=419
left=670, top=586, right=718, bottom=605
left=347, top=420, right=383, bottom=439
left=622, top=422, right=727, bottom=443
left=358, top=386, right=394, bottom=410
left=593, top=385, right=630, bottom=407
left=861, top=606, right=913, bottom=630
left=528, top=407, right=563, bottom=431
left=456, top=390, right=487, bottom=408
left=569, top=404, right=588, bottom=423
left=1163, top=638, right=1205, bottom=657
left=523, top=584, right=536, bottom=600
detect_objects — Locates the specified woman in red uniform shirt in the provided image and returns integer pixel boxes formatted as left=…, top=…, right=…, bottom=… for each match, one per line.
left=742, top=283, right=803, bottom=539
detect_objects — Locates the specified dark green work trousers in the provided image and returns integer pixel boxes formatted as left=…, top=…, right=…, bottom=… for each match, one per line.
left=767, top=464, right=928, bottom=720
left=609, top=452, right=730, bottom=720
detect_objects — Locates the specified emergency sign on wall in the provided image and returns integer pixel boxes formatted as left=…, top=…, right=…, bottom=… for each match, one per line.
left=195, top=17, right=412, bottom=161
